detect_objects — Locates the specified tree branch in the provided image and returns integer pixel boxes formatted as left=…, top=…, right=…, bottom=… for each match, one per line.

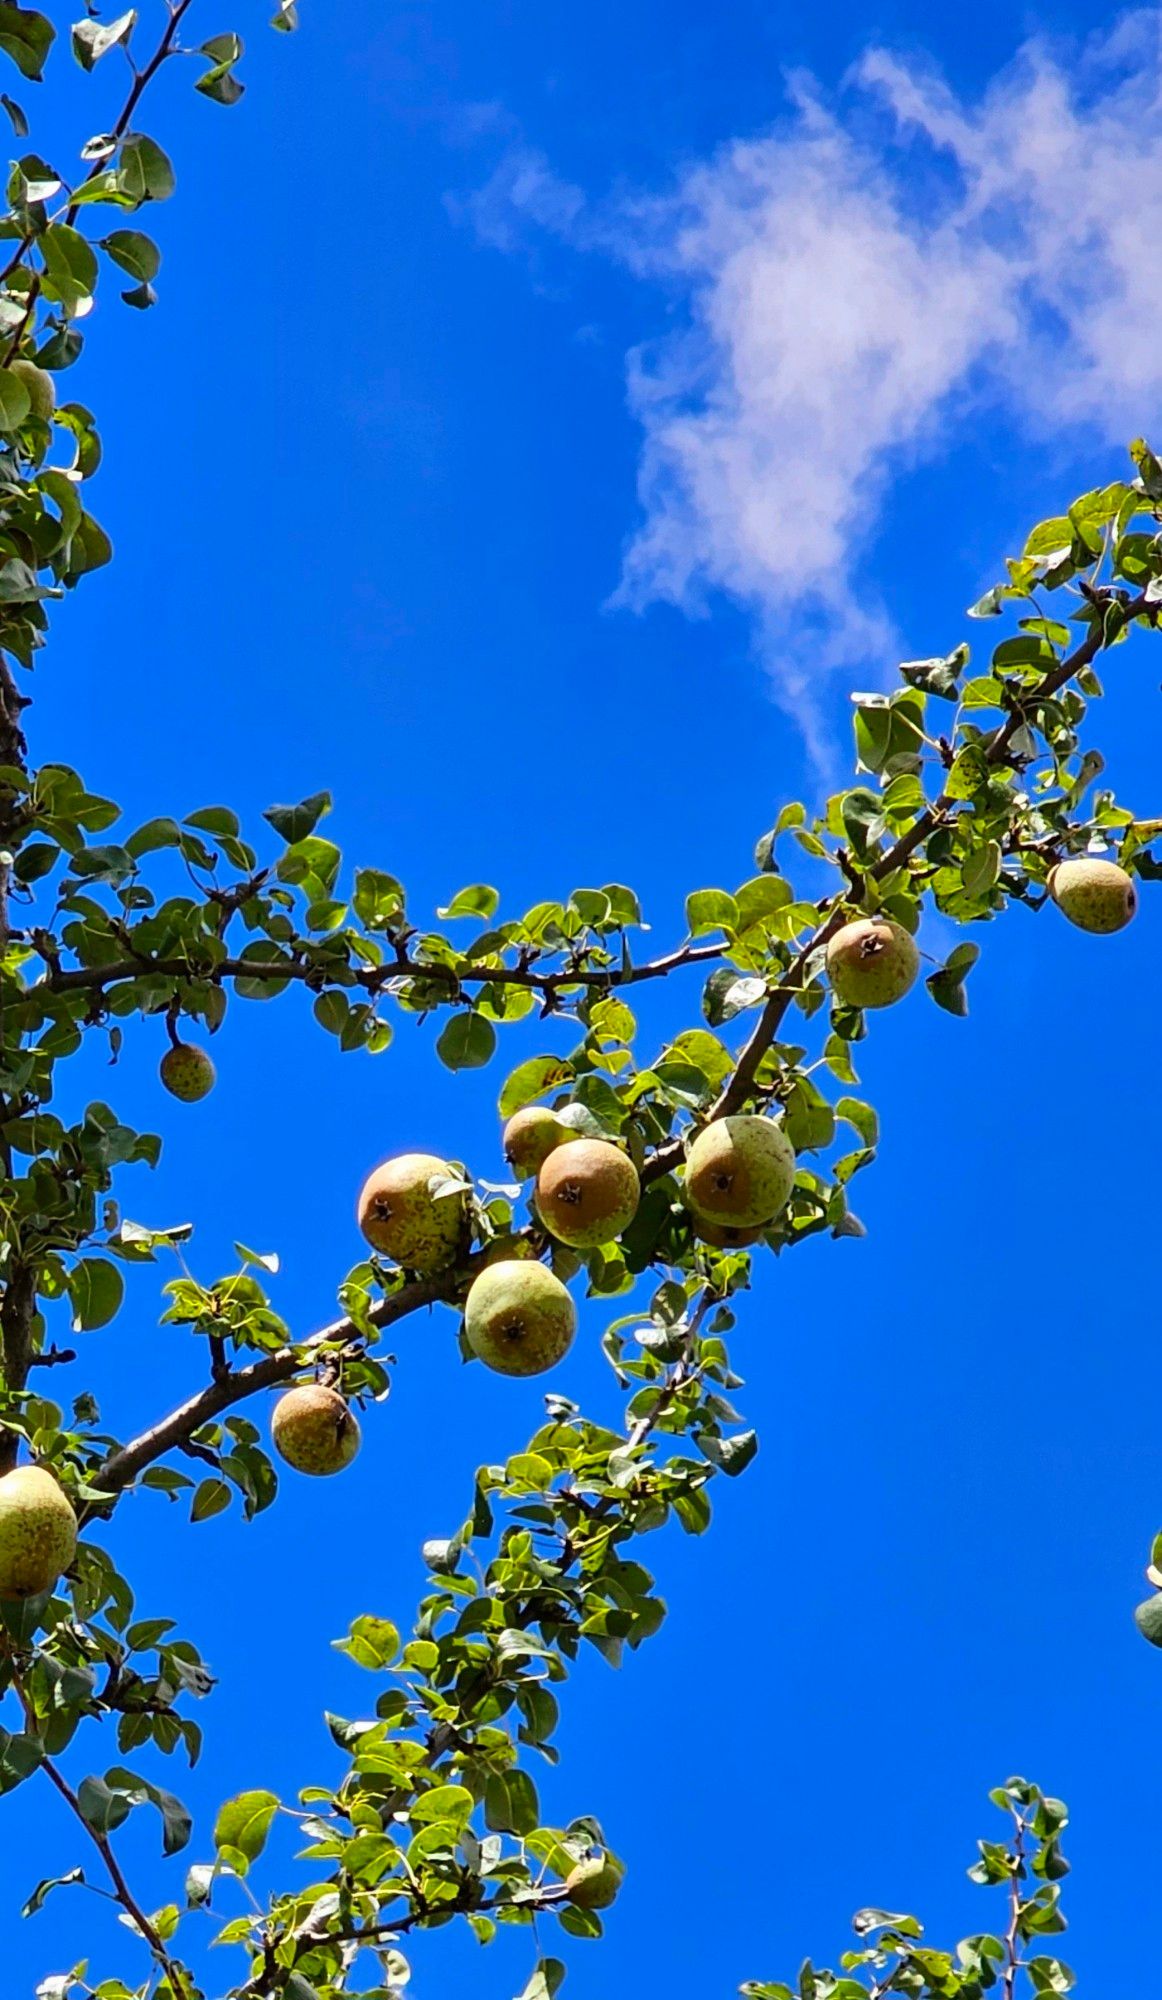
left=5, top=1652, right=190, bottom=1991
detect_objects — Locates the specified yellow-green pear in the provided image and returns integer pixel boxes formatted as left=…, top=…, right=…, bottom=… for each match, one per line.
left=502, top=1105, right=570, bottom=1179
left=535, top=1138, right=639, bottom=1249
left=684, top=1115, right=795, bottom=1231
left=357, top=1153, right=465, bottom=1273
left=564, top=1849, right=625, bottom=1910
left=160, top=1042, right=216, bottom=1102
left=271, top=1385, right=361, bottom=1476
left=1049, top=857, right=1137, bottom=934
left=464, top=1260, right=576, bottom=1377
left=0, top=1465, right=76, bottom=1599
left=826, top=916, right=919, bottom=1009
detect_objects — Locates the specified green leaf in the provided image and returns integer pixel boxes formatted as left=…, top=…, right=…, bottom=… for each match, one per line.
left=98, top=228, right=160, bottom=282
left=436, top=1011, right=496, bottom=1071
left=190, top=1479, right=231, bottom=1523
left=40, top=224, right=99, bottom=314
left=0, top=3, right=53, bottom=81
left=66, top=1257, right=124, bottom=1332
left=71, top=9, right=135, bottom=70
left=437, top=883, right=499, bottom=920
left=22, top=1867, right=84, bottom=1917
left=77, top=1774, right=131, bottom=1837
left=498, top=1054, right=574, bottom=1118
left=263, top=791, right=331, bottom=843
left=700, top=1428, right=758, bottom=1477
left=213, top=1789, right=279, bottom=1874
left=117, top=132, right=175, bottom=204
left=686, top=888, right=738, bottom=936
left=516, top=1961, right=566, bottom=2000
left=0, top=367, right=31, bottom=429
left=333, top=1615, right=400, bottom=1670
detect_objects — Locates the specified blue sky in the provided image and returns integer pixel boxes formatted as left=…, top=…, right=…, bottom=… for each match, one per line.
left=10, top=2, right=1162, bottom=1995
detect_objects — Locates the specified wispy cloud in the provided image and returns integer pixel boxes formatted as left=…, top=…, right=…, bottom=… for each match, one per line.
left=455, top=11, right=1162, bottom=760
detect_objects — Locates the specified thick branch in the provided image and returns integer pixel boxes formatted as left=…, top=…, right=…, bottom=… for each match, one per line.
left=0, top=1264, right=37, bottom=1475
left=33, top=937, right=725, bottom=1003
left=92, top=1262, right=461, bottom=1501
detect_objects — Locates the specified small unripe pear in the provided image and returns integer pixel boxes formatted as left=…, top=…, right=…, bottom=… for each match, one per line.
left=1049, top=857, right=1137, bottom=934
left=357, top=1153, right=465, bottom=1274
left=503, top=1105, right=570, bottom=1180
left=1135, top=1595, right=1162, bottom=1647
left=685, top=1115, right=795, bottom=1230
left=536, top=1139, right=640, bottom=1249
left=564, top=1850, right=625, bottom=1910
left=9, top=357, right=55, bottom=424
left=0, top=1466, right=76, bottom=1599
left=826, top=916, right=919, bottom=1009
left=160, top=1042, right=216, bottom=1102
left=464, top=1260, right=576, bottom=1376
left=271, top=1385, right=361, bottom=1476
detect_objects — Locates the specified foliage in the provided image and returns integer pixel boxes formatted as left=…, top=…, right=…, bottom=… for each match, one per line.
left=0, top=7, right=1157, bottom=2000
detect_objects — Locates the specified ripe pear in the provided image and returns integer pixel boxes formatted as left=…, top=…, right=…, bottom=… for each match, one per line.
left=464, top=1260, right=576, bottom=1377
left=685, top=1115, right=795, bottom=1231
left=503, top=1105, right=570, bottom=1180
left=564, top=1850, right=625, bottom=1910
left=826, top=916, right=919, bottom=1009
left=1134, top=1595, right=1162, bottom=1648
left=357, top=1153, right=465, bottom=1273
left=1049, top=857, right=1137, bottom=934
left=271, top=1384, right=361, bottom=1476
left=160, top=1042, right=216, bottom=1102
left=535, top=1139, right=640, bottom=1249
left=9, top=357, right=55, bottom=424
left=0, top=1466, right=77, bottom=1599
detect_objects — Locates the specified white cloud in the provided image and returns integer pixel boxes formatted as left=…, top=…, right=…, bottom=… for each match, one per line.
left=457, top=11, right=1162, bottom=760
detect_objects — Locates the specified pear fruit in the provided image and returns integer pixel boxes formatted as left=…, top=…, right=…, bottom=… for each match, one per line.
left=1049, top=857, right=1137, bottom=934
left=503, top=1105, right=570, bottom=1180
left=0, top=1466, right=76, bottom=1599
left=564, top=1850, right=625, bottom=1910
left=160, top=1042, right=216, bottom=1102
left=271, top=1385, right=361, bottom=1476
left=685, top=1115, right=795, bottom=1231
left=464, top=1260, right=576, bottom=1377
left=826, top=916, right=919, bottom=1009
left=535, top=1139, right=640, bottom=1249
left=9, top=357, right=55, bottom=424
left=357, top=1153, right=465, bottom=1273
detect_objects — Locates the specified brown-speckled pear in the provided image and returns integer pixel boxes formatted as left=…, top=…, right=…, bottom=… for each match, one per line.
left=160, top=1042, right=216, bottom=1102
left=535, top=1138, right=640, bottom=1249
left=0, top=1466, right=76, bottom=1599
left=502, top=1105, right=570, bottom=1180
left=685, top=1115, right=795, bottom=1231
left=826, top=916, right=919, bottom=1009
left=564, top=1850, right=625, bottom=1909
left=464, top=1260, right=576, bottom=1377
left=9, top=357, right=55, bottom=424
left=271, top=1385, right=361, bottom=1476
left=1049, top=857, right=1137, bottom=934
left=357, top=1153, right=465, bottom=1273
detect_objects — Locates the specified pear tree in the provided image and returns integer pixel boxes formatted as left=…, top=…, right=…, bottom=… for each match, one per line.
left=0, top=9, right=1159, bottom=2000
